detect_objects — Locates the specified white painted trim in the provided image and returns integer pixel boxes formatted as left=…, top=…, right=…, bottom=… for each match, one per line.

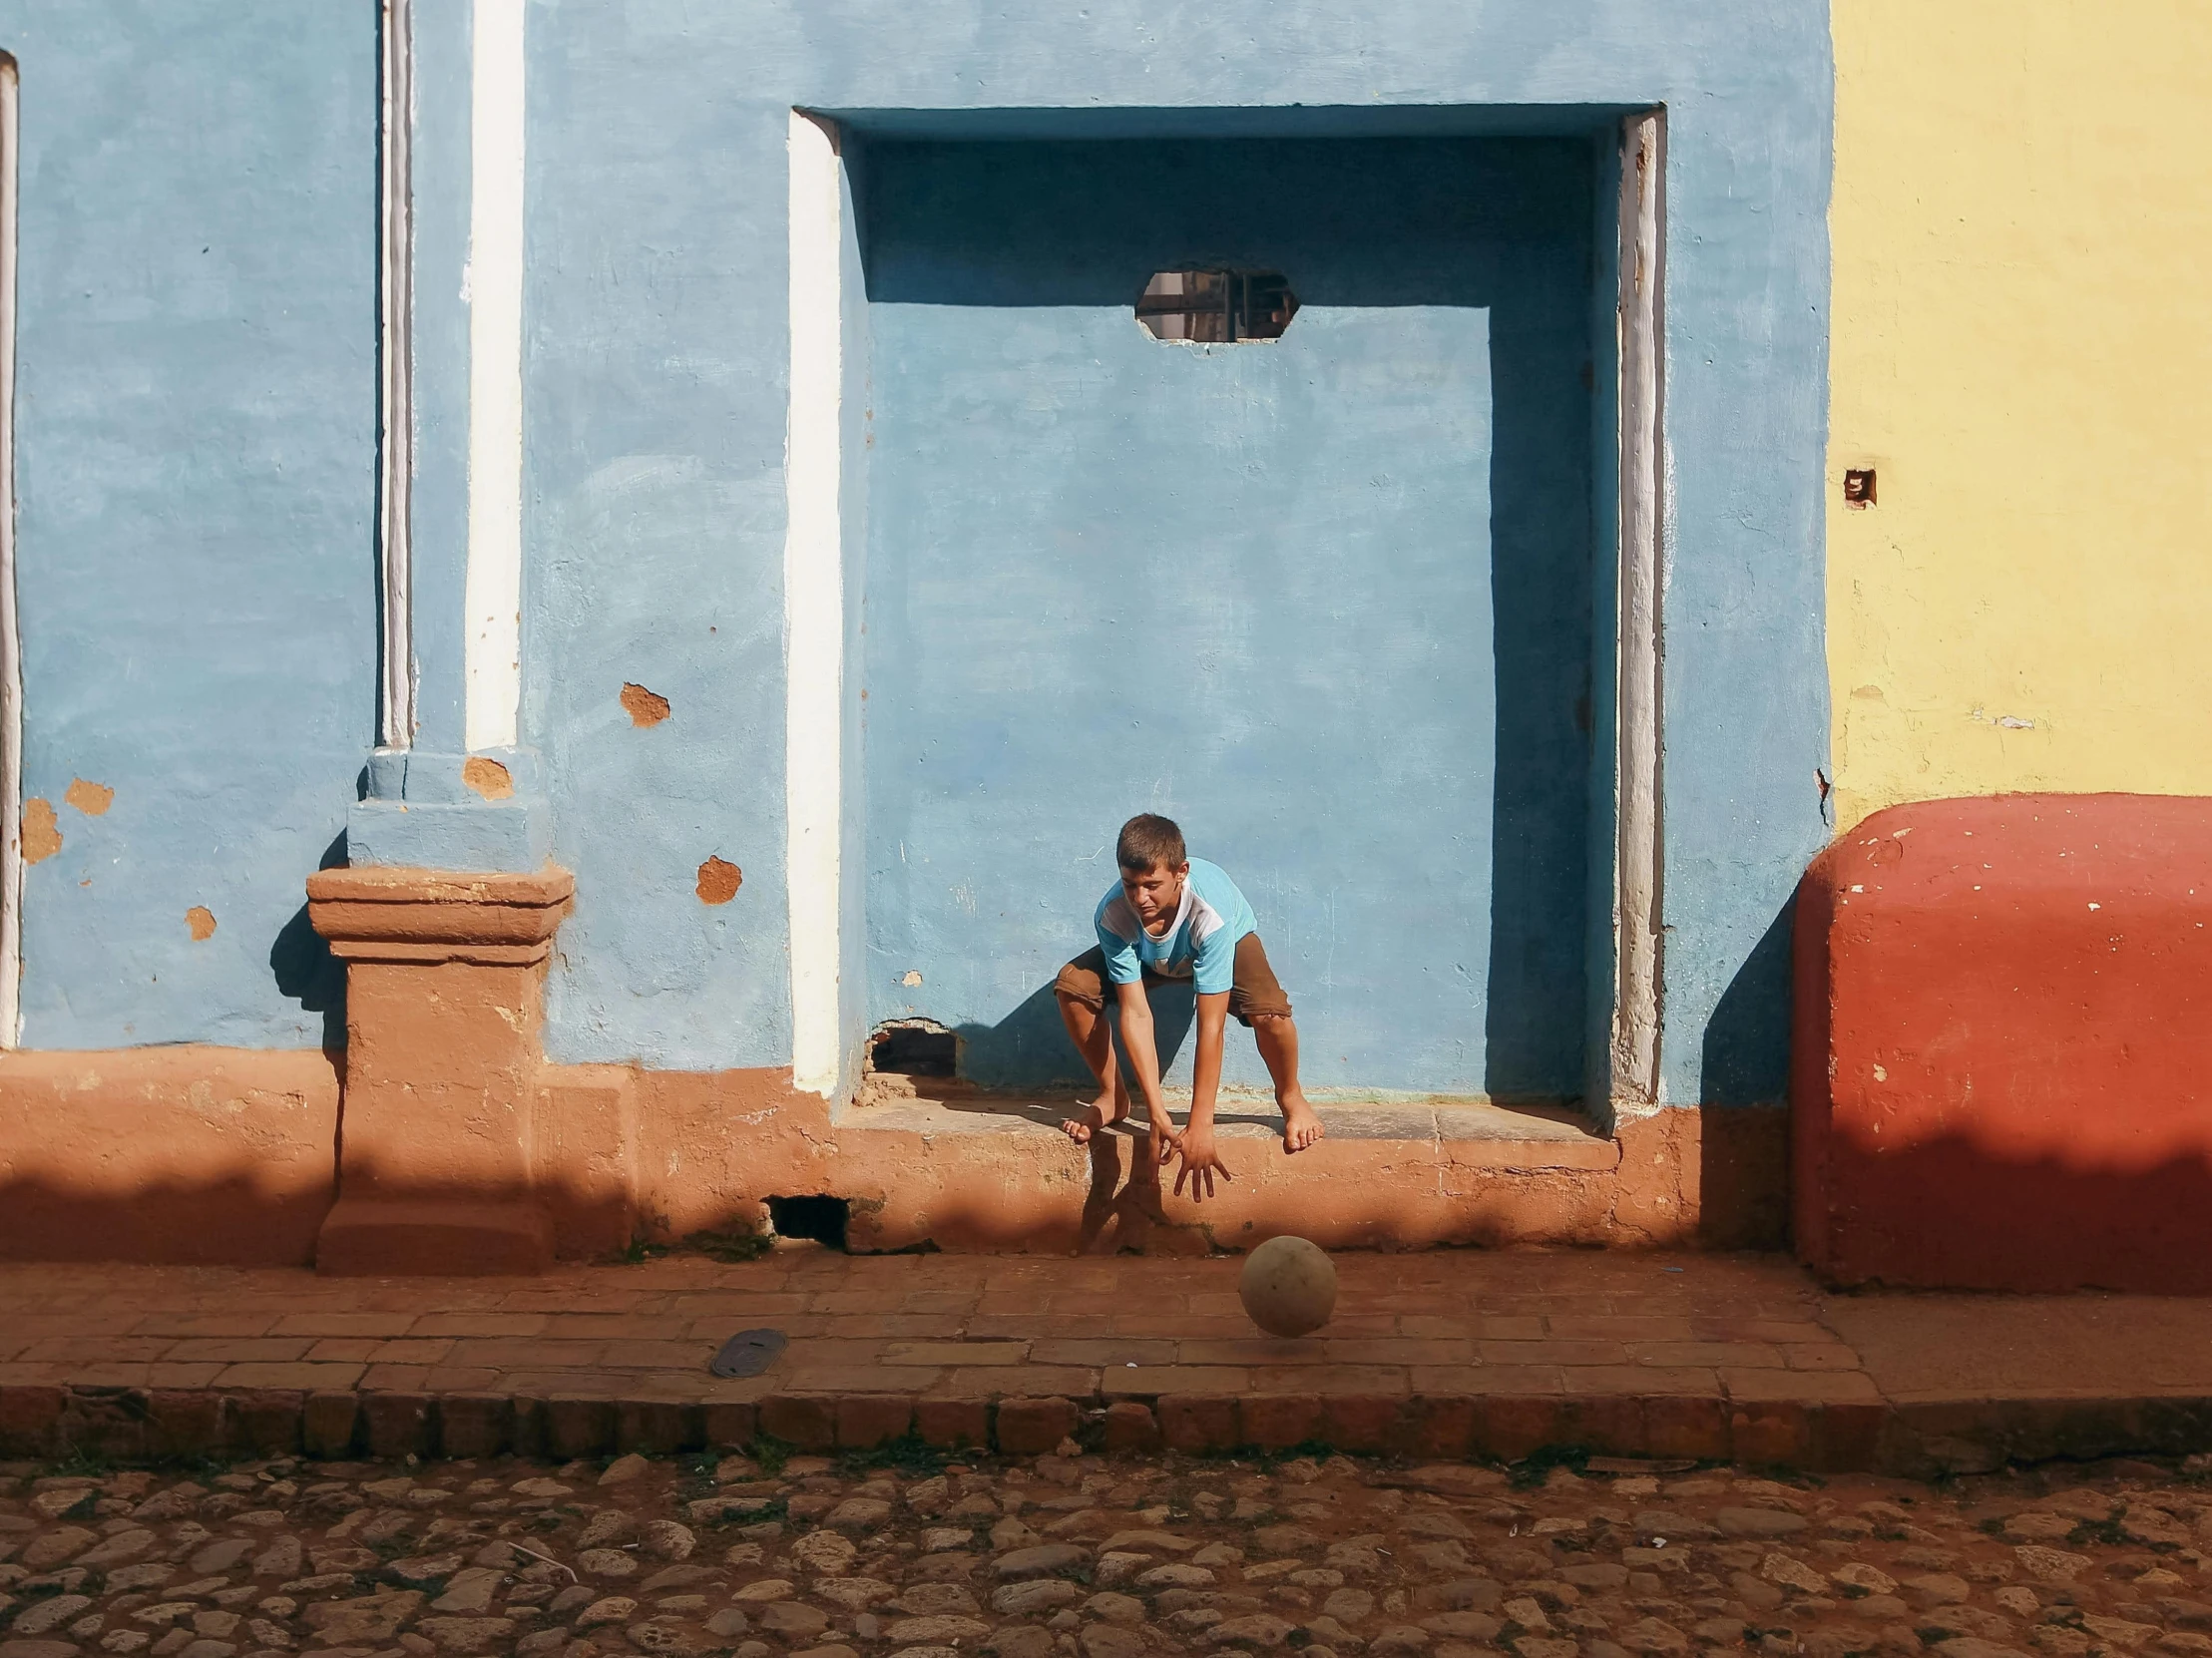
left=1610, top=110, right=1666, bottom=1108
left=378, top=0, right=415, bottom=749
left=784, top=111, right=845, bottom=1097
left=0, top=56, right=20, bottom=1048
left=464, top=0, right=525, bottom=753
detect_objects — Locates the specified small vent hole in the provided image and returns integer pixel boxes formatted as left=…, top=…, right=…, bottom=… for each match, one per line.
left=766, top=1195, right=850, bottom=1250
left=871, top=1025, right=957, bottom=1077
left=1136, top=269, right=1298, bottom=343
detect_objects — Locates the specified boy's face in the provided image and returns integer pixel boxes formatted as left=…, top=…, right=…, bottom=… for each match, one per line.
left=1120, top=860, right=1188, bottom=929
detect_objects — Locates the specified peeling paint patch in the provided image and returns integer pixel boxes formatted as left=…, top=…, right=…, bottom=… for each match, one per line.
left=900, top=970, right=923, bottom=987
left=620, top=682, right=671, bottom=727
left=186, top=906, right=217, bottom=942
left=696, top=856, right=742, bottom=905
left=64, top=779, right=115, bottom=816
left=22, top=799, right=60, bottom=864
left=462, top=756, right=514, bottom=800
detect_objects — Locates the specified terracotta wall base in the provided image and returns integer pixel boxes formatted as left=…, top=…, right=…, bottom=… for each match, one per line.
left=0, top=1039, right=1785, bottom=1264
left=0, top=1046, right=340, bottom=1266
left=590, top=1070, right=1787, bottom=1257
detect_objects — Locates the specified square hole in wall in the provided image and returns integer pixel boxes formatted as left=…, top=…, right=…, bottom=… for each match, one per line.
left=870, top=1024, right=957, bottom=1076
left=1135, top=268, right=1298, bottom=342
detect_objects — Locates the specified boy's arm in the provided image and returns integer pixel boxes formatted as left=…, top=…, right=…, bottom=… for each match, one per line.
left=1114, top=979, right=1172, bottom=1132
left=1165, top=991, right=1234, bottom=1200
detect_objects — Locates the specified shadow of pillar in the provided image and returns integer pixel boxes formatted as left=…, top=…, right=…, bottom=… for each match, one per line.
left=306, top=865, right=575, bottom=1275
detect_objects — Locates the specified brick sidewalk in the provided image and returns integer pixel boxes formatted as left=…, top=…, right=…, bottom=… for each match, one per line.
left=3, top=1249, right=2209, bottom=1475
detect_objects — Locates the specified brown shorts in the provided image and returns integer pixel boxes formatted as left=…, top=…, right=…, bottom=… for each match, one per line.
left=1054, top=932, right=1293, bottom=1029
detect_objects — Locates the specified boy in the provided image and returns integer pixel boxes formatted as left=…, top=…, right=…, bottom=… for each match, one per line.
left=1054, top=813, right=1323, bottom=1197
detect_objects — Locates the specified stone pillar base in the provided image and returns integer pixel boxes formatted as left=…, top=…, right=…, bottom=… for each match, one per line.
left=314, top=1196, right=554, bottom=1276
left=307, top=866, right=575, bottom=1277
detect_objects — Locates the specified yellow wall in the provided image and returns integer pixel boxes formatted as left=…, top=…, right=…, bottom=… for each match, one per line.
left=1828, top=1, right=2212, bottom=829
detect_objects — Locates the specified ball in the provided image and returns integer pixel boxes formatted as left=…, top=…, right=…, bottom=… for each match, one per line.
left=1238, top=1235, right=1338, bottom=1337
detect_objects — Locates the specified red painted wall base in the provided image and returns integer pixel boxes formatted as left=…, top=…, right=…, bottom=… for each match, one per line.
left=1794, top=794, right=2212, bottom=1292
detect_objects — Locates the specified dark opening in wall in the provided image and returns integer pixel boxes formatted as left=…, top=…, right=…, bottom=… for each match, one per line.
left=870, top=1024, right=958, bottom=1076
left=1136, top=269, right=1298, bottom=342
left=766, top=1195, right=849, bottom=1250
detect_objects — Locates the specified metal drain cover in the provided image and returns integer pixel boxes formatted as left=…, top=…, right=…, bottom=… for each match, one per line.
left=709, top=1327, right=787, bottom=1379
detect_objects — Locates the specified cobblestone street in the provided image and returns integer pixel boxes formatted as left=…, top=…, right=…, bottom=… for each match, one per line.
left=8, top=1441, right=2212, bottom=1658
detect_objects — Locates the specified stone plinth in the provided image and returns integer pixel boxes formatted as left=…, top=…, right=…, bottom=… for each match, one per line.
left=308, top=866, right=575, bottom=1275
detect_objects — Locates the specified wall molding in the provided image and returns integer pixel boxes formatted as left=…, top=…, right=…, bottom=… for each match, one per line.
left=1610, top=109, right=1667, bottom=1109
left=463, top=0, right=525, bottom=755
left=377, top=0, right=415, bottom=750
left=784, top=112, right=847, bottom=1098
left=0, top=54, right=20, bottom=1047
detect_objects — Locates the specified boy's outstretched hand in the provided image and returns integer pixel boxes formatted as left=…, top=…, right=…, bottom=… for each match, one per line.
left=1158, top=1121, right=1234, bottom=1201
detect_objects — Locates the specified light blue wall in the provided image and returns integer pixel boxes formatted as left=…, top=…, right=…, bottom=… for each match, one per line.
left=857, top=135, right=1595, bottom=1099
left=8, top=1, right=1830, bottom=1113
left=523, top=0, right=1831, bottom=1105
left=6, top=0, right=375, bottom=1048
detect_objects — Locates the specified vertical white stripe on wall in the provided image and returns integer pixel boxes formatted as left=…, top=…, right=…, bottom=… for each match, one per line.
left=378, top=0, right=415, bottom=750
left=464, top=0, right=525, bottom=753
left=785, top=112, right=845, bottom=1097
left=1611, top=110, right=1666, bottom=1109
left=0, top=56, right=20, bottom=1047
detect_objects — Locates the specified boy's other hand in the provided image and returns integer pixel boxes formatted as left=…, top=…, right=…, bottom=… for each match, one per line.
left=1162, top=1123, right=1233, bottom=1201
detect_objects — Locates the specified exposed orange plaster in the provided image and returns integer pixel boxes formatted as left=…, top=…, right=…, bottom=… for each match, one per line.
left=22, top=799, right=60, bottom=865
left=64, top=779, right=114, bottom=816
left=462, top=757, right=514, bottom=800
left=696, top=857, right=742, bottom=905
left=620, top=682, right=671, bottom=728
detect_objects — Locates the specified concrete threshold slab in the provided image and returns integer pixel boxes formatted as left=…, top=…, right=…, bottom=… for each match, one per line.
left=840, top=1078, right=1610, bottom=1165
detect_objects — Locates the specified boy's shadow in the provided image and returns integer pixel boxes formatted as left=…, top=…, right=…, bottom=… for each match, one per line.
left=954, top=978, right=1194, bottom=1092
left=948, top=979, right=1200, bottom=1253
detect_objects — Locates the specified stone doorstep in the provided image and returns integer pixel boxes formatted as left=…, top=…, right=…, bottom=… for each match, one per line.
left=3, top=1379, right=2202, bottom=1476
left=839, top=1091, right=1618, bottom=1169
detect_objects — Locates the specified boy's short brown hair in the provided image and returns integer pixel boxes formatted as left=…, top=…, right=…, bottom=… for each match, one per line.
left=1116, top=813, right=1186, bottom=873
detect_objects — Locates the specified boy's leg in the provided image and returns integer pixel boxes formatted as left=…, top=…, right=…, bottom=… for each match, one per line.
left=1054, top=950, right=1127, bottom=1144
left=1252, top=1015, right=1323, bottom=1152
left=1232, top=934, right=1325, bottom=1152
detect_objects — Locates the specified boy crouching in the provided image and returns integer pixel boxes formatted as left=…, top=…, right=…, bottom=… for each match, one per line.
left=1053, top=813, right=1322, bottom=1198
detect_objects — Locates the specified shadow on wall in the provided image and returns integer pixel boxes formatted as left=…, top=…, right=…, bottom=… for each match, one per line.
left=32, top=1106, right=2212, bottom=1277
left=0, top=1170, right=339, bottom=1267
left=269, top=830, right=350, bottom=1051
left=1795, top=1132, right=2212, bottom=1295
left=1701, top=901, right=1792, bottom=1107
left=1695, top=899, right=1795, bottom=1249
left=0, top=1167, right=633, bottom=1270
left=955, top=979, right=1195, bottom=1092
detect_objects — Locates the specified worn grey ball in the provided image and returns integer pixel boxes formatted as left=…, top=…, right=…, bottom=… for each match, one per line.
left=1238, top=1234, right=1338, bottom=1337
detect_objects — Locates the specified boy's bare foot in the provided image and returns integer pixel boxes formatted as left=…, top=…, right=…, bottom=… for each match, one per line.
left=1061, top=1094, right=1127, bottom=1145
left=1279, top=1087, right=1325, bottom=1152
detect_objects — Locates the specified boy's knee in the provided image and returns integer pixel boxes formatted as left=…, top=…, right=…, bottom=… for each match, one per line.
left=1054, top=965, right=1106, bottom=1012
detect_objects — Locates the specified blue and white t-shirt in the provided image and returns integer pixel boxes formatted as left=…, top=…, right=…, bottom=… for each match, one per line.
left=1095, top=858, right=1257, bottom=995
